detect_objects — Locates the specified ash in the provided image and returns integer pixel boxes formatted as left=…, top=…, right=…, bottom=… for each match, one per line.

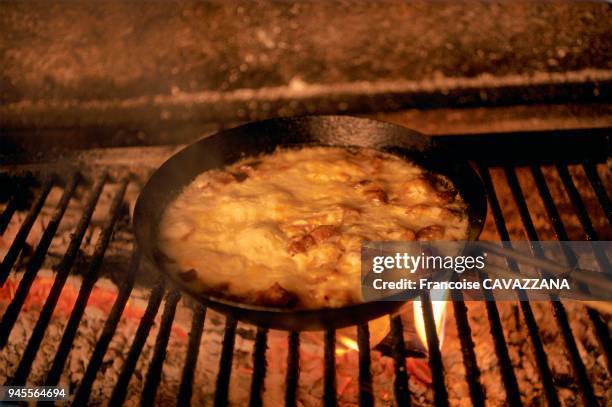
left=1, top=277, right=609, bottom=406
left=0, top=164, right=610, bottom=406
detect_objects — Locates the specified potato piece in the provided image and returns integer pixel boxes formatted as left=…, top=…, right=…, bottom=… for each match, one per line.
left=310, top=225, right=339, bottom=243
left=363, top=187, right=388, bottom=204
left=416, top=225, right=446, bottom=240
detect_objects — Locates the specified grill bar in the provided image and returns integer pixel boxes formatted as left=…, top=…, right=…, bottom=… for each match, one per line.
left=527, top=166, right=604, bottom=405
left=357, top=323, right=374, bottom=407
left=390, top=315, right=411, bottom=407
left=556, top=164, right=611, bottom=271
left=0, top=173, right=79, bottom=348
left=6, top=174, right=107, bottom=386
left=531, top=165, right=612, bottom=372
left=43, top=178, right=129, bottom=387
left=142, top=289, right=182, bottom=406
left=501, top=167, right=563, bottom=406
left=553, top=303, right=600, bottom=405
left=72, top=249, right=140, bottom=406
left=582, top=162, right=612, bottom=223
left=587, top=309, right=612, bottom=375
left=451, top=293, right=485, bottom=407
left=478, top=166, right=524, bottom=407
left=529, top=166, right=568, bottom=239
left=518, top=300, right=562, bottom=404
left=420, top=292, right=449, bottom=407
left=483, top=293, right=522, bottom=406
left=109, top=277, right=166, bottom=405
left=285, top=332, right=300, bottom=407
left=556, top=164, right=603, bottom=241
left=177, top=304, right=207, bottom=406
left=214, top=316, right=237, bottom=407
left=323, top=328, right=337, bottom=407
left=0, top=130, right=608, bottom=405
left=0, top=176, right=53, bottom=286
left=248, top=327, right=269, bottom=407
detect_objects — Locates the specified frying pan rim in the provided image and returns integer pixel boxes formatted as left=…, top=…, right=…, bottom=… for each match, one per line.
left=133, top=114, right=487, bottom=328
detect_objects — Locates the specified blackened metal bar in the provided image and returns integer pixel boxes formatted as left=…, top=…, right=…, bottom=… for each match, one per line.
left=451, top=292, right=485, bottom=407
left=142, top=289, right=182, bottom=407
left=504, top=168, right=542, bottom=242
left=72, top=249, right=140, bottom=406
left=323, top=329, right=337, bottom=407
left=420, top=292, right=449, bottom=407
left=556, top=164, right=611, bottom=271
left=532, top=165, right=612, bottom=371
left=530, top=167, right=585, bottom=270
left=43, top=178, right=129, bottom=387
left=177, top=304, right=207, bottom=407
left=477, top=165, right=523, bottom=407
left=530, top=166, right=571, bottom=240
left=520, top=301, right=564, bottom=406
left=248, top=327, right=269, bottom=407
left=108, top=278, right=166, bottom=406
left=0, top=173, right=79, bottom=348
left=586, top=308, right=612, bottom=375
left=0, top=193, right=18, bottom=235
left=510, top=167, right=601, bottom=403
left=390, top=315, right=411, bottom=407
left=484, top=300, right=523, bottom=406
left=582, top=162, right=612, bottom=223
left=285, top=332, right=300, bottom=407
left=556, top=164, right=604, bottom=241
left=502, top=167, right=566, bottom=407
left=553, top=303, right=600, bottom=406
left=0, top=176, right=53, bottom=286
left=357, top=324, right=374, bottom=407
left=214, top=316, right=237, bottom=407
left=6, top=174, right=106, bottom=386
left=525, top=166, right=603, bottom=406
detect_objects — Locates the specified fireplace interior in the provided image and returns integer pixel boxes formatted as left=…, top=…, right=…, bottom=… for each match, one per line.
left=1, top=1, right=611, bottom=406
left=0, top=130, right=610, bottom=406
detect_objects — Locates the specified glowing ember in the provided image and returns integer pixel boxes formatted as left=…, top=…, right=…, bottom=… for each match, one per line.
left=406, top=357, right=432, bottom=384
left=0, top=275, right=187, bottom=340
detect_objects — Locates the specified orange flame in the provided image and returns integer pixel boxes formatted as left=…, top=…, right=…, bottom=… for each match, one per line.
left=335, top=315, right=390, bottom=355
left=336, top=335, right=359, bottom=353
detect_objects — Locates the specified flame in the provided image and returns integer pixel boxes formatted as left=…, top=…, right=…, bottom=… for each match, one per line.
left=413, top=293, right=448, bottom=351
left=335, top=315, right=390, bottom=355
left=337, top=335, right=359, bottom=353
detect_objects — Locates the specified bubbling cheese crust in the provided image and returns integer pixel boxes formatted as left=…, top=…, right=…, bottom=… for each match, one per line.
left=157, top=146, right=468, bottom=308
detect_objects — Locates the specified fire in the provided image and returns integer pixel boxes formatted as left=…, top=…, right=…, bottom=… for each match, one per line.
left=334, top=294, right=449, bottom=357
left=413, top=294, right=448, bottom=350
left=335, top=315, right=390, bottom=355
left=333, top=306, right=438, bottom=385
left=0, top=275, right=187, bottom=340
left=337, top=335, right=359, bottom=353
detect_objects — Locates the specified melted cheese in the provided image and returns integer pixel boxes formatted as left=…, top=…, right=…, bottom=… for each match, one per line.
left=158, top=146, right=468, bottom=308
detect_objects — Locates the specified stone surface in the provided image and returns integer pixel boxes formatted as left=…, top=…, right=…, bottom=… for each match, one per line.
left=1, top=1, right=611, bottom=128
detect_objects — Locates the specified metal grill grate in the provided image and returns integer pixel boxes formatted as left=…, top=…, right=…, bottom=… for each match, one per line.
left=0, top=129, right=610, bottom=406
